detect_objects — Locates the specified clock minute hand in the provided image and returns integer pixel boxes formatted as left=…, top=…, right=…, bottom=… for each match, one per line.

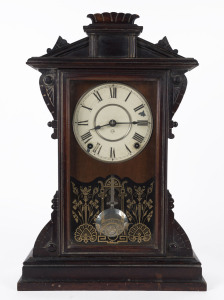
left=116, top=121, right=149, bottom=125
left=115, top=121, right=138, bottom=125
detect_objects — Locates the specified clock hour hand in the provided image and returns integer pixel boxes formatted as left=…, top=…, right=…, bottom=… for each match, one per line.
left=89, top=123, right=110, bottom=131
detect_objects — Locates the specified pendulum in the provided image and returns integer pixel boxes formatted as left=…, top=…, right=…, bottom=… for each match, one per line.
left=95, top=175, right=128, bottom=237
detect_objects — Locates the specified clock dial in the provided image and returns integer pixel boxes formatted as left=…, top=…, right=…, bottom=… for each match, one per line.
left=73, top=83, right=153, bottom=163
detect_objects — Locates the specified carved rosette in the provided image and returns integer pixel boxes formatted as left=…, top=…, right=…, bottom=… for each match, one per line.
left=39, top=71, right=58, bottom=139
left=75, top=224, right=97, bottom=244
left=128, top=223, right=151, bottom=243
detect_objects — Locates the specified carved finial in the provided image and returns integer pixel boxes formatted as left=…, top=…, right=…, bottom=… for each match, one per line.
left=87, top=12, right=139, bottom=24
left=47, top=36, right=69, bottom=54
left=156, top=36, right=178, bottom=54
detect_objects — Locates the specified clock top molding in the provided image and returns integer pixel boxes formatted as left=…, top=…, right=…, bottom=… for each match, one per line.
left=28, top=13, right=198, bottom=138
left=27, top=12, right=198, bottom=72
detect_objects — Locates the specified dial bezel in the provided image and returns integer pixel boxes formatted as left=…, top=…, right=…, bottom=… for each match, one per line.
left=72, top=82, right=153, bottom=163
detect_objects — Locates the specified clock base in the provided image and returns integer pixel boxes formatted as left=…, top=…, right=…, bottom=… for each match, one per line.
left=18, top=251, right=206, bottom=291
left=18, top=278, right=206, bottom=291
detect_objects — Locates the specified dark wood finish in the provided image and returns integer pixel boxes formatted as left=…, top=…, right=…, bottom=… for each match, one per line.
left=28, top=58, right=198, bottom=70
left=83, top=13, right=142, bottom=58
left=18, top=13, right=206, bottom=291
left=18, top=252, right=206, bottom=291
left=39, top=70, right=58, bottom=139
left=18, top=280, right=207, bottom=291
left=60, top=70, right=166, bottom=256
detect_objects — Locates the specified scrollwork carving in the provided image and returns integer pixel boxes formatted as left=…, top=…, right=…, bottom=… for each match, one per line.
left=168, top=72, right=187, bottom=138
left=170, top=72, right=187, bottom=117
left=39, top=71, right=58, bottom=139
left=33, top=191, right=59, bottom=257
left=167, top=190, right=193, bottom=256
left=173, top=220, right=192, bottom=252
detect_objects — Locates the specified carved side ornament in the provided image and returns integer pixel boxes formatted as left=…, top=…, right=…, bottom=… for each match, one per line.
left=168, top=72, right=187, bottom=139
left=39, top=71, right=58, bottom=139
left=171, top=72, right=188, bottom=116
left=33, top=191, right=59, bottom=257
left=167, top=191, right=192, bottom=256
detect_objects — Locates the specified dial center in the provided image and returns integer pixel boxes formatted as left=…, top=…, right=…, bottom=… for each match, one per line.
left=109, top=119, right=117, bottom=127
left=94, top=104, right=132, bottom=142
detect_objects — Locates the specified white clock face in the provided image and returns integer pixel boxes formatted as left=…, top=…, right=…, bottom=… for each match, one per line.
left=72, top=83, right=153, bottom=163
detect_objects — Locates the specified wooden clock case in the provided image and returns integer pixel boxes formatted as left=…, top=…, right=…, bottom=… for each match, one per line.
left=18, top=13, right=206, bottom=291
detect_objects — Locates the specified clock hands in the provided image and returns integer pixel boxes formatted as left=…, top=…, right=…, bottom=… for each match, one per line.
left=89, top=120, right=149, bottom=131
left=89, top=123, right=110, bottom=131
left=89, top=120, right=116, bottom=130
left=116, top=121, right=149, bottom=125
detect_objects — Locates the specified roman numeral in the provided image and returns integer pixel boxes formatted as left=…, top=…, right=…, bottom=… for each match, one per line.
left=110, top=87, right=117, bottom=98
left=137, top=120, right=149, bottom=126
left=134, top=104, right=144, bottom=112
left=125, top=144, right=132, bottom=154
left=93, top=91, right=103, bottom=102
left=132, top=132, right=144, bottom=143
left=81, top=105, right=92, bottom=111
left=81, top=131, right=92, bottom=143
left=97, top=145, right=102, bottom=154
left=76, top=120, right=88, bottom=126
left=124, top=91, right=132, bottom=102
left=110, top=147, right=115, bottom=160
left=93, top=142, right=102, bottom=154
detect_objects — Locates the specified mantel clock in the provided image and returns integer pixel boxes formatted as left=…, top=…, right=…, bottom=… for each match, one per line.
left=18, top=13, right=206, bottom=291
